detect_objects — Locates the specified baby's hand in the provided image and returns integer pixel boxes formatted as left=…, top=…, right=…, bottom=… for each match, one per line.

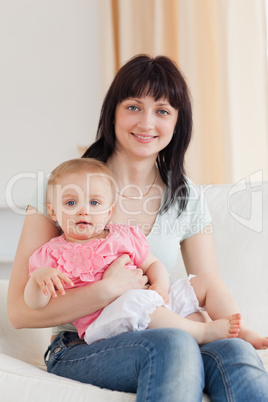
left=32, top=267, right=74, bottom=298
left=149, top=283, right=169, bottom=304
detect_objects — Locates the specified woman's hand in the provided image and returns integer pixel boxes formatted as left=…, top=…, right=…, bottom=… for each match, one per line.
left=102, top=254, right=148, bottom=296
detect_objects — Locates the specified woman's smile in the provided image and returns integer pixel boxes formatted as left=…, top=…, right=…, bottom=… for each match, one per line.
left=130, top=132, right=158, bottom=142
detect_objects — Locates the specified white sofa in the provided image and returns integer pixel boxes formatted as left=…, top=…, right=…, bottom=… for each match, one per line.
left=1, top=182, right=268, bottom=401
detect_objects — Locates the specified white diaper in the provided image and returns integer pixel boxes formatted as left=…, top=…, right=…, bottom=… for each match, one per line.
left=168, top=274, right=205, bottom=317
left=84, top=289, right=164, bottom=345
left=84, top=275, right=205, bottom=345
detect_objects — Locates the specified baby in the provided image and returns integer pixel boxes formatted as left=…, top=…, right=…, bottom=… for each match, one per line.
left=24, top=158, right=268, bottom=348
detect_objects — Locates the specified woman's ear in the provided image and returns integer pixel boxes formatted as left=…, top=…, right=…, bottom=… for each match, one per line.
left=47, top=204, right=57, bottom=222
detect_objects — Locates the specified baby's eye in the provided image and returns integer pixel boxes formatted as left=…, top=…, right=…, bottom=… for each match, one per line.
left=127, top=105, right=140, bottom=111
left=90, top=200, right=99, bottom=206
left=66, top=200, right=76, bottom=206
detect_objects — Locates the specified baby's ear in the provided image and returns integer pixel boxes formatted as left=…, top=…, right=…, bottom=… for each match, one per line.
left=47, top=203, right=57, bottom=222
left=108, top=204, right=115, bottom=220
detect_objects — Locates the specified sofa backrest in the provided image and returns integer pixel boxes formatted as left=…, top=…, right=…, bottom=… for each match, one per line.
left=171, top=181, right=268, bottom=337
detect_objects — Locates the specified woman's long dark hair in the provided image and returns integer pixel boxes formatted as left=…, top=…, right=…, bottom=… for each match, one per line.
left=83, top=54, right=193, bottom=214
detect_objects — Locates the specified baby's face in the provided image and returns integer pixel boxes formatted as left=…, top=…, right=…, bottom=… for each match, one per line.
left=49, top=172, right=114, bottom=243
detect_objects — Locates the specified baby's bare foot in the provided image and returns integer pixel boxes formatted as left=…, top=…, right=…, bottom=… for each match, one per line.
left=239, top=327, right=268, bottom=350
left=200, top=313, right=241, bottom=344
left=227, top=313, right=242, bottom=337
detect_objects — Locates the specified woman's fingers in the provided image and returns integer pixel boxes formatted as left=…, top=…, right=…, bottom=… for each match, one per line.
left=102, top=255, right=148, bottom=292
left=134, top=268, right=148, bottom=287
left=103, top=254, right=132, bottom=277
left=114, top=254, right=132, bottom=266
left=126, top=268, right=148, bottom=289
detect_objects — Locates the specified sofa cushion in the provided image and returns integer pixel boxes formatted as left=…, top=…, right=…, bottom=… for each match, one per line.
left=0, top=352, right=136, bottom=402
left=0, top=279, right=52, bottom=367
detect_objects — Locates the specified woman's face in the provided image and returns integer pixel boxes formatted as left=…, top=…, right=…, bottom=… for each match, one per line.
left=114, top=95, right=178, bottom=160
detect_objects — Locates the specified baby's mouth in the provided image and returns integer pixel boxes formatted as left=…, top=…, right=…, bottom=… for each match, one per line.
left=76, top=221, right=91, bottom=226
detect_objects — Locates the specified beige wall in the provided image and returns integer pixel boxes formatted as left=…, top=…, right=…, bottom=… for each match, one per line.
left=0, top=0, right=103, bottom=207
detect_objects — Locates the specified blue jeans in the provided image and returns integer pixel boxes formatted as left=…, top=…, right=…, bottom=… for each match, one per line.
left=45, top=330, right=268, bottom=402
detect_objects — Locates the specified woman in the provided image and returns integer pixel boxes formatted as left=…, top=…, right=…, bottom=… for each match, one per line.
left=8, top=55, right=268, bottom=401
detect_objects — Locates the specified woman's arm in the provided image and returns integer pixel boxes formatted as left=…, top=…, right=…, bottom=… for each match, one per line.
left=180, top=225, right=220, bottom=276
left=8, top=206, right=148, bottom=329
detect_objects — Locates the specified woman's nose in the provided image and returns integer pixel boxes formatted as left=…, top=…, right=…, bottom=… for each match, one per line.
left=137, top=111, right=155, bottom=131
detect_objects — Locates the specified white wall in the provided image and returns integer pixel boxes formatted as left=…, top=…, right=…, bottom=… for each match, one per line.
left=0, top=0, right=103, bottom=277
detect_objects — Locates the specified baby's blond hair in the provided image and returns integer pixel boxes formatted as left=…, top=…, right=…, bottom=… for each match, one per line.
left=47, top=158, right=116, bottom=205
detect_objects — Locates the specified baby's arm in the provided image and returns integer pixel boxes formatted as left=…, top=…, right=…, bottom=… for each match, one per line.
left=140, top=252, right=170, bottom=303
left=24, top=267, right=74, bottom=310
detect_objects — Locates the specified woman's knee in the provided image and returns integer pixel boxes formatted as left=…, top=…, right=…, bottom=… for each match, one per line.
left=201, top=337, right=260, bottom=363
left=135, top=329, right=204, bottom=401
left=143, top=328, right=204, bottom=376
left=144, top=327, right=197, bottom=350
left=217, top=338, right=265, bottom=369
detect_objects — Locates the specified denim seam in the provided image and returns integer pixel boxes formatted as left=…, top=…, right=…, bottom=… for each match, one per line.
left=142, top=346, right=152, bottom=402
left=201, top=350, right=234, bottom=402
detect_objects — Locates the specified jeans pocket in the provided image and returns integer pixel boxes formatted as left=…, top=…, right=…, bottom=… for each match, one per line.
left=44, top=331, right=84, bottom=366
left=44, top=339, right=65, bottom=366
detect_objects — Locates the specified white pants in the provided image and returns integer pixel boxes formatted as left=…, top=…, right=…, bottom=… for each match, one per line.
left=84, top=275, right=205, bottom=345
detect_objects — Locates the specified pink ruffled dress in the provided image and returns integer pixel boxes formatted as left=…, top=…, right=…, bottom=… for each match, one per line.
left=29, top=223, right=150, bottom=338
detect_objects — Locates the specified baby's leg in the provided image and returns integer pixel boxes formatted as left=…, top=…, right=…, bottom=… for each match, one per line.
left=147, top=306, right=241, bottom=345
left=190, top=274, right=268, bottom=350
left=190, top=273, right=241, bottom=320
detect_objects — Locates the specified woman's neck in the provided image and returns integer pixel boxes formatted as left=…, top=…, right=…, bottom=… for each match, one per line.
left=107, top=153, right=165, bottom=235
left=107, top=153, right=158, bottom=188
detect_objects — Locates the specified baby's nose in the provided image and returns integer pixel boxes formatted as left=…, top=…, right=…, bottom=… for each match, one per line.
left=77, top=203, right=90, bottom=215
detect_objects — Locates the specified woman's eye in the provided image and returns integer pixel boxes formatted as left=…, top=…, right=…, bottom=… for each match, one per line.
left=90, top=200, right=99, bottom=206
left=158, top=109, right=169, bottom=115
left=127, top=105, right=140, bottom=111
left=66, top=201, right=76, bottom=206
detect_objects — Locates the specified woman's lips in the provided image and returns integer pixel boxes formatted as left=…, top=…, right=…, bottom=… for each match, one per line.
left=131, top=133, right=156, bottom=143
